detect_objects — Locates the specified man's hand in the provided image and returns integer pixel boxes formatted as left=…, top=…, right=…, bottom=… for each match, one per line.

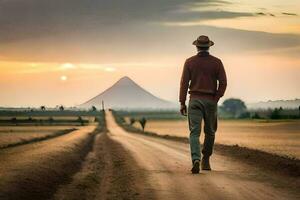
left=180, top=104, right=187, bottom=116
left=214, top=95, right=220, bottom=103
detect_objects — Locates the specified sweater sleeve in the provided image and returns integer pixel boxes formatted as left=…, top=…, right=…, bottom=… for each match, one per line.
left=179, top=60, right=191, bottom=104
left=215, top=60, right=227, bottom=98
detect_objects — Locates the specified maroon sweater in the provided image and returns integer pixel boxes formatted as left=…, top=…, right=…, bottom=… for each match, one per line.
left=179, top=51, right=227, bottom=104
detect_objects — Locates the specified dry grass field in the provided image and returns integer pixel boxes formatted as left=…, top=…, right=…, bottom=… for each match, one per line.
left=0, top=116, right=96, bottom=121
left=136, top=120, right=300, bottom=159
left=0, top=126, right=76, bottom=148
left=0, top=125, right=97, bottom=200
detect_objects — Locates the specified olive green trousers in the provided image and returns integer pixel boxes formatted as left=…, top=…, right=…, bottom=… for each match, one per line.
left=188, top=99, right=218, bottom=162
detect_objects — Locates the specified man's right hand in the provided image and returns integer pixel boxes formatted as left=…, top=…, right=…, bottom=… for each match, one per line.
left=180, top=104, right=187, bottom=116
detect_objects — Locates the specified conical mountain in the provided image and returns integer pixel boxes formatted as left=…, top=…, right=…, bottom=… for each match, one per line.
left=80, top=76, right=176, bottom=109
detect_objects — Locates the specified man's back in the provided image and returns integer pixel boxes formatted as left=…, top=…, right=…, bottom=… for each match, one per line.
left=179, top=51, right=227, bottom=103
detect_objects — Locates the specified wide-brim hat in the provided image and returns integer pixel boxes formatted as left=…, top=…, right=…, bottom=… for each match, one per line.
left=193, top=35, right=214, bottom=47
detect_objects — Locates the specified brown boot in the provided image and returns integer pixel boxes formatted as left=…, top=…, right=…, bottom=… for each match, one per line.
left=201, top=156, right=211, bottom=170
left=191, top=160, right=200, bottom=174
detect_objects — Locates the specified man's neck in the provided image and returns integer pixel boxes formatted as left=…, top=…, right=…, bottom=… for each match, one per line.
left=197, top=51, right=210, bottom=56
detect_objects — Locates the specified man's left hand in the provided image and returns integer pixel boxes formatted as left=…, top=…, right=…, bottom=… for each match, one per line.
left=214, top=96, right=220, bottom=103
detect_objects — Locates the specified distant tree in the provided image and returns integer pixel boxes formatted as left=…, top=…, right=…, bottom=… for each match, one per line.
left=77, top=116, right=84, bottom=126
left=222, top=98, right=247, bottom=118
left=130, top=117, right=136, bottom=125
left=40, top=106, right=46, bottom=111
left=139, top=117, right=147, bottom=132
left=270, top=108, right=281, bottom=119
left=94, top=117, right=100, bottom=122
left=238, top=112, right=250, bottom=119
left=252, top=112, right=261, bottom=119
left=59, top=105, right=64, bottom=111
left=91, top=106, right=97, bottom=112
left=298, top=106, right=300, bottom=117
left=119, top=116, right=125, bottom=124
left=11, top=117, right=17, bottom=126
left=102, top=100, right=105, bottom=111
left=48, top=117, right=54, bottom=124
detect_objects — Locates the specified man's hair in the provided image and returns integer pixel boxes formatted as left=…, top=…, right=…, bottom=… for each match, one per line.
left=197, top=46, right=209, bottom=51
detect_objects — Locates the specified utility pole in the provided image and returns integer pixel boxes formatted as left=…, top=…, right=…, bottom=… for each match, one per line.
left=102, top=100, right=105, bottom=111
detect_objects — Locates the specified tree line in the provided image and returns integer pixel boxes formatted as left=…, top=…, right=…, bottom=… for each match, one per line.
left=219, top=98, right=300, bottom=119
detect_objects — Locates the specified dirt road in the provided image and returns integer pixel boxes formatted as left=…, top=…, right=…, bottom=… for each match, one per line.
left=106, top=111, right=299, bottom=200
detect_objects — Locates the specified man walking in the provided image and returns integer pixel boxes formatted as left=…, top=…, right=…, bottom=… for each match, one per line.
left=179, top=35, right=227, bottom=174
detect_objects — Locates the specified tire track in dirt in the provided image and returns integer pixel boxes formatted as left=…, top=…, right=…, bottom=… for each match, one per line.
left=53, top=131, right=154, bottom=200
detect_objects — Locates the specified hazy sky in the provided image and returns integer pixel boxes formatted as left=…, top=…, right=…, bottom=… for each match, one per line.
left=0, top=0, right=299, bottom=107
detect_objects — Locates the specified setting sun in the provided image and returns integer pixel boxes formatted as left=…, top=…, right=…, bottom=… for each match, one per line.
left=60, top=75, right=68, bottom=81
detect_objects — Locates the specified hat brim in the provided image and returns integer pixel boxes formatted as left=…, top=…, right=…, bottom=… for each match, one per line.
left=193, top=40, right=214, bottom=47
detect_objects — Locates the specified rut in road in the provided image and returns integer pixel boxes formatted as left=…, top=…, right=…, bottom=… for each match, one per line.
left=106, top=111, right=300, bottom=200
left=53, top=132, right=154, bottom=200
